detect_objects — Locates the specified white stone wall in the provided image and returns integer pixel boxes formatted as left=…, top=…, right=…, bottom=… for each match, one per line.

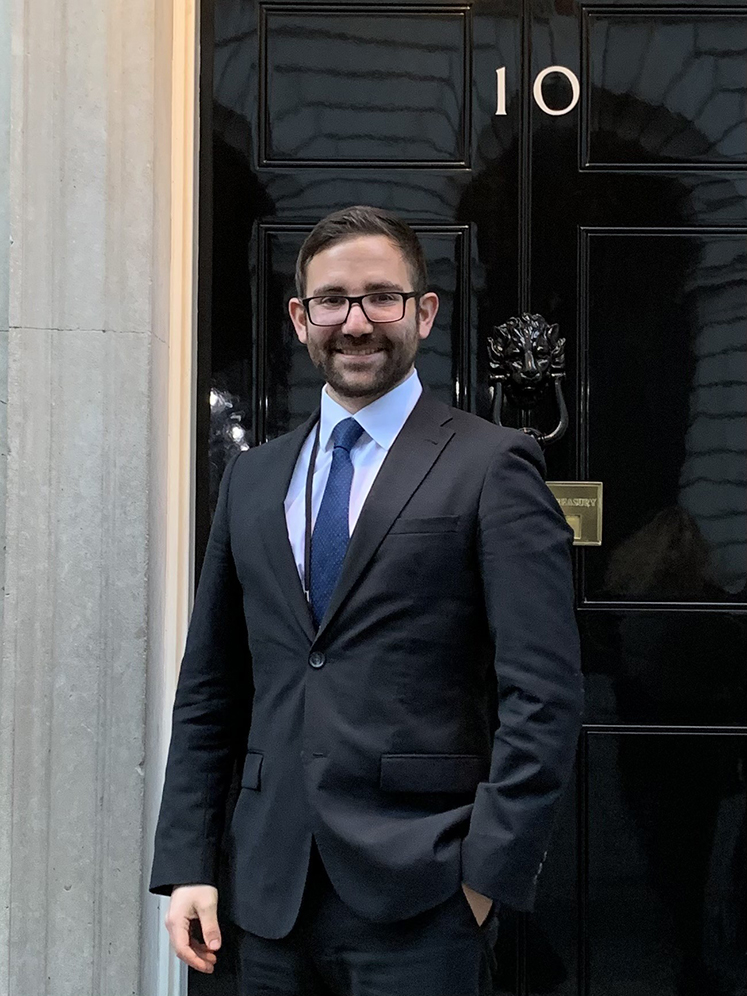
left=0, top=1, right=175, bottom=993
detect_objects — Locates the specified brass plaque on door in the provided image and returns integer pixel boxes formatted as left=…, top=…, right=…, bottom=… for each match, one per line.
left=546, top=482, right=603, bottom=546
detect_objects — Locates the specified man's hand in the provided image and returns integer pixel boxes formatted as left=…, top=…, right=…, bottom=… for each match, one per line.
left=462, top=883, right=494, bottom=926
left=165, top=884, right=221, bottom=974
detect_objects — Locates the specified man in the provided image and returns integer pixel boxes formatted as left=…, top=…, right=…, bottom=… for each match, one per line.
left=150, top=206, right=583, bottom=995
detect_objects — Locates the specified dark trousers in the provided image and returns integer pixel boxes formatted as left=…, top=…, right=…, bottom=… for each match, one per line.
left=234, top=837, right=499, bottom=995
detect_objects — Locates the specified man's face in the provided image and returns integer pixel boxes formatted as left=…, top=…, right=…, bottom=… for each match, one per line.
left=288, top=235, right=439, bottom=406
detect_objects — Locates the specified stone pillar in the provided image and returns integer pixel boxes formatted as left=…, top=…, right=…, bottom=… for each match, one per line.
left=0, top=0, right=176, bottom=993
left=0, top=0, right=11, bottom=984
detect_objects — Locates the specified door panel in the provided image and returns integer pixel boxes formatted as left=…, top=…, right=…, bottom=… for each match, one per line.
left=586, top=730, right=746, bottom=996
left=584, top=12, right=747, bottom=168
left=582, top=229, right=747, bottom=604
left=261, top=6, right=472, bottom=166
left=194, top=0, right=747, bottom=992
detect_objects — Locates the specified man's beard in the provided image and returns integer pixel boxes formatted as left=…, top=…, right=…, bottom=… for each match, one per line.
left=306, top=319, right=421, bottom=400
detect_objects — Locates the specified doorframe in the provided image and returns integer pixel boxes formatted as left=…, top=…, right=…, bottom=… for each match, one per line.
left=142, top=0, right=199, bottom=993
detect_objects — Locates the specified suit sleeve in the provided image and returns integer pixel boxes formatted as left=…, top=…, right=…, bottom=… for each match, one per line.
left=149, top=451, right=254, bottom=895
left=460, top=430, right=584, bottom=911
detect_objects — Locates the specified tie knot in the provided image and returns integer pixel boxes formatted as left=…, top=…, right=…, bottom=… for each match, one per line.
left=331, top=417, right=364, bottom=454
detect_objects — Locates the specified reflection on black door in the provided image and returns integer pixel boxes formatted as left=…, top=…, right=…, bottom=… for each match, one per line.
left=194, top=0, right=747, bottom=992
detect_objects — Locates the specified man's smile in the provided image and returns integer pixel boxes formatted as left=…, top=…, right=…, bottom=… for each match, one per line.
left=334, top=347, right=385, bottom=356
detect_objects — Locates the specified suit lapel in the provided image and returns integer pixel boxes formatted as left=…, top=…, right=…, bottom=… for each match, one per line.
left=255, top=411, right=319, bottom=644
left=315, top=388, right=455, bottom=643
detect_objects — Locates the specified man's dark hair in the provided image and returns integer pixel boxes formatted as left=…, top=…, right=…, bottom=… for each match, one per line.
left=295, top=205, right=428, bottom=298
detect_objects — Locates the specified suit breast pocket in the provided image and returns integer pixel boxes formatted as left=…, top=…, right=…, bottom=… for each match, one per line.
left=388, top=515, right=463, bottom=535
left=378, top=515, right=473, bottom=597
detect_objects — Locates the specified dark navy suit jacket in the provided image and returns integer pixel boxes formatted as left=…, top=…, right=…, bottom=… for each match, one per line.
left=150, top=388, right=584, bottom=939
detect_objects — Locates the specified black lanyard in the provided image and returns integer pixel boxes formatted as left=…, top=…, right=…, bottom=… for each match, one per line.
left=303, top=420, right=322, bottom=598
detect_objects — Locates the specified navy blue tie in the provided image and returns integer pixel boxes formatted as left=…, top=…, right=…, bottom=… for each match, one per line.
left=309, top=417, right=364, bottom=627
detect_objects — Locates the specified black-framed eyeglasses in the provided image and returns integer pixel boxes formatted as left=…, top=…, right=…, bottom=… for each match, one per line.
left=302, top=291, right=420, bottom=327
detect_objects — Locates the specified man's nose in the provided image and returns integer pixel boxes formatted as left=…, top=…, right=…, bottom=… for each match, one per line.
left=342, top=301, right=373, bottom=334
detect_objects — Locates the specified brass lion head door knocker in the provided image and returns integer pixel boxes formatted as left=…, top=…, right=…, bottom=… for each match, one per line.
left=487, top=313, right=569, bottom=447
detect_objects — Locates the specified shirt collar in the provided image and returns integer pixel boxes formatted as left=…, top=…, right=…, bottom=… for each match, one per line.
left=318, top=368, right=423, bottom=452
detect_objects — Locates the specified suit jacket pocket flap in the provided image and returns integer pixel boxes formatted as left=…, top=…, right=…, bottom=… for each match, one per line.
left=241, top=750, right=264, bottom=789
left=380, top=753, right=487, bottom=794
left=388, top=515, right=462, bottom=534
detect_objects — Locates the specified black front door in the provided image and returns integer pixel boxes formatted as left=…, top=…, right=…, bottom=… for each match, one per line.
left=193, top=0, right=746, bottom=991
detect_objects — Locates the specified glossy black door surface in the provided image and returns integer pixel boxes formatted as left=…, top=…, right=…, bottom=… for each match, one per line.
left=526, top=6, right=746, bottom=995
left=192, top=1, right=746, bottom=992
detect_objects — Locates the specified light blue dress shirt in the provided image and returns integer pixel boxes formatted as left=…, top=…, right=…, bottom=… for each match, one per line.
left=284, top=367, right=423, bottom=584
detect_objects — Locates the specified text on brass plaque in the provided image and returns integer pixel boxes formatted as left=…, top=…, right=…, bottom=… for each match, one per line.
left=546, top=482, right=603, bottom=546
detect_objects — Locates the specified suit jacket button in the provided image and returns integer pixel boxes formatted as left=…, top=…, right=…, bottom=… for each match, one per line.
left=309, top=652, right=326, bottom=668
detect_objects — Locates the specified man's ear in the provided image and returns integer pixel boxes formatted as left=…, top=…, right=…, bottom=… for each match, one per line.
left=416, top=292, right=439, bottom=340
left=288, top=298, right=308, bottom=344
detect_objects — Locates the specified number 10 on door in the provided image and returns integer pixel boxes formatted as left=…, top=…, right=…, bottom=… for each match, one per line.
left=496, top=66, right=581, bottom=116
